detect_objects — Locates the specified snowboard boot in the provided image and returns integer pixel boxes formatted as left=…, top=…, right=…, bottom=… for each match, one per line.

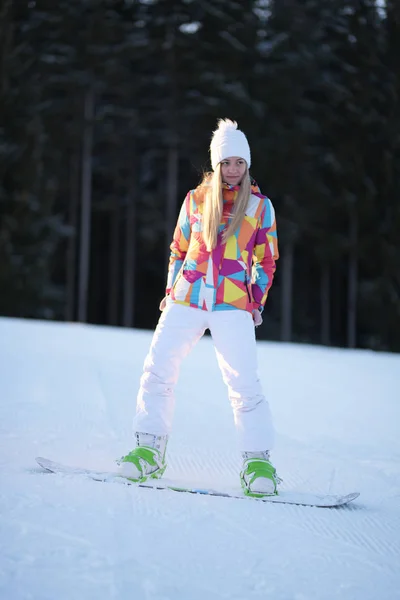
left=240, top=451, right=278, bottom=497
left=117, top=432, right=168, bottom=483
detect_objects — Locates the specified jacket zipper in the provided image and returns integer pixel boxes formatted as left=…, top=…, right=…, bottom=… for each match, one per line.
left=244, top=273, right=252, bottom=302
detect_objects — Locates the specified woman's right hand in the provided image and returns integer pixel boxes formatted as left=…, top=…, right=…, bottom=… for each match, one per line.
left=159, top=296, right=168, bottom=311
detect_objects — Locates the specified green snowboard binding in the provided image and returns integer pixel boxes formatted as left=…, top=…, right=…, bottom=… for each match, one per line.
left=240, top=452, right=278, bottom=498
left=118, top=433, right=167, bottom=483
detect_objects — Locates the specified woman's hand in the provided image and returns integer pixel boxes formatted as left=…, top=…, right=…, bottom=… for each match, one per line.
left=252, top=309, right=263, bottom=327
left=159, top=296, right=168, bottom=311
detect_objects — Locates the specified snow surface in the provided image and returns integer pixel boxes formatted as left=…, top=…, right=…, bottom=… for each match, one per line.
left=1, top=316, right=400, bottom=600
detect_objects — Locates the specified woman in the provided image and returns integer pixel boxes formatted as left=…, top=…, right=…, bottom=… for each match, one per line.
left=119, top=119, right=279, bottom=497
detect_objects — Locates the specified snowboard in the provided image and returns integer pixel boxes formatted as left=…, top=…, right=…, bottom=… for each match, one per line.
left=35, top=457, right=359, bottom=508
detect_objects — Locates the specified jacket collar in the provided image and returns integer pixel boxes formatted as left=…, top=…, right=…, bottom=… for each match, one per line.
left=222, top=179, right=261, bottom=196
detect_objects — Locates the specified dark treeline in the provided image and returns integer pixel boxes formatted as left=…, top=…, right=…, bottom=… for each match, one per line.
left=1, top=0, right=399, bottom=351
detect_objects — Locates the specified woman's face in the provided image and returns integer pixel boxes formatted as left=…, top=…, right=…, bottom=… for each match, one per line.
left=220, top=157, right=247, bottom=186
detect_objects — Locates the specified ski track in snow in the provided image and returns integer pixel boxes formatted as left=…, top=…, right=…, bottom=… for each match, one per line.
left=1, top=317, right=400, bottom=600
left=169, top=451, right=400, bottom=575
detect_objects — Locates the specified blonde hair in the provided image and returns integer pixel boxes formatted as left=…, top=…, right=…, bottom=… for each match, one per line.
left=199, top=164, right=251, bottom=251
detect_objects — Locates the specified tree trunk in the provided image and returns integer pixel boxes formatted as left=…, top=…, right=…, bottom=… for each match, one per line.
left=108, top=204, right=120, bottom=326
left=320, top=263, right=331, bottom=345
left=347, top=208, right=358, bottom=348
left=122, top=152, right=136, bottom=328
left=65, top=153, right=80, bottom=321
left=0, top=0, right=13, bottom=95
left=165, top=143, right=179, bottom=260
left=281, top=240, right=294, bottom=342
left=77, top=86, right=94, bottom=323
left=164, top=22, right=179, bottom=265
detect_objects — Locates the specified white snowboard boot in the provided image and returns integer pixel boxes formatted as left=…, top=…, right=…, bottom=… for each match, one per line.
left=117, top=432, right=168, bottom=482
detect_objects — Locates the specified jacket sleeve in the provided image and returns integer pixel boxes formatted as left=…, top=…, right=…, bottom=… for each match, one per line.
left=251, top=197, right=279, bottom=310
left=166, top=192, right=191, bottom=294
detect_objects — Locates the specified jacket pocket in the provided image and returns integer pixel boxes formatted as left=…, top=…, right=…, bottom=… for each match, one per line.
left=182, top=269, right=203, bottom=284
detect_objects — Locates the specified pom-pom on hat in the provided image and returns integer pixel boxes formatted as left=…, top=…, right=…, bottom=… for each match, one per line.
left=209, top=118, right=251, bottom=170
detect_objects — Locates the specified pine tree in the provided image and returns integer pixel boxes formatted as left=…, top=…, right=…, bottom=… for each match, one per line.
left=0, top=1, right=67, bottom=318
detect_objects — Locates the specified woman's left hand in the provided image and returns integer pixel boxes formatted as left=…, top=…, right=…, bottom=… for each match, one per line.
left=252, top=309, right=263, bottom=327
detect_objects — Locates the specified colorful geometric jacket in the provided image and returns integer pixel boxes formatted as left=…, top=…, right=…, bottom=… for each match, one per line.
left=166, top=182, right=279, bottom=313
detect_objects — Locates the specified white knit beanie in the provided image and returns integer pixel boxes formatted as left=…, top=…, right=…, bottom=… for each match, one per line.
left=209, top=118, right=251, bottom=170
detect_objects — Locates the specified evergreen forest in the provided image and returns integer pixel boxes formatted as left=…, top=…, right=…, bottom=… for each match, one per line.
left=1, top=0, right=399, bottom=352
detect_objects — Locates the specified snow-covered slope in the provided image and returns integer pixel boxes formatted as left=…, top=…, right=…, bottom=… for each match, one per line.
left=1, top=317, right=399, bottom=600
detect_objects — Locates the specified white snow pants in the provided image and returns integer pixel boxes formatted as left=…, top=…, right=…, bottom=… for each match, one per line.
left=134, top=302, right=275, bottom=452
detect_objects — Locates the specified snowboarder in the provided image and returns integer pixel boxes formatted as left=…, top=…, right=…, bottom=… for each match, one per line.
left=119, top=118, right=280, bottom=497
